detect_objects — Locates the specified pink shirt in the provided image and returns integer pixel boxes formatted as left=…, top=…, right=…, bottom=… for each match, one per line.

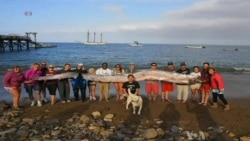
left=25, top=68, right=42, bottom=86
left=3, top=71, right=25, bottom=87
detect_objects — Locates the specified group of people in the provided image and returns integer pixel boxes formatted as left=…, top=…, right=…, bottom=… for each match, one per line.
left=3, top=61, right=230, bottom=111
left=144, top=62, right=230, bottom=111
left=2, top=62, right=137, bottom=109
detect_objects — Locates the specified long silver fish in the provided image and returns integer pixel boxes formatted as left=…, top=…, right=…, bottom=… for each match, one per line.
left=33, top=70, right=201, bottom=84
left=32, top=72, right=78, bottom=81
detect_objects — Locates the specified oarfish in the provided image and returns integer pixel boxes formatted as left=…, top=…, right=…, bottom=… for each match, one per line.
left=32, top=72, right=78, bottom=81
left=133, top=70, right=200, bottom=84
left=32, top=70, right=201, bottom=84
left=82, top=74, right=128, bottom=82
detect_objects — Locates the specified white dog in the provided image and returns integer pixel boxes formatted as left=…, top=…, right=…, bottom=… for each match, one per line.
left=126, top=88, right=143, bottom=115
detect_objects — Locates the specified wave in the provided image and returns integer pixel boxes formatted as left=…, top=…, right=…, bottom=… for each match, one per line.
left=233, top=67, right=250, bottom=71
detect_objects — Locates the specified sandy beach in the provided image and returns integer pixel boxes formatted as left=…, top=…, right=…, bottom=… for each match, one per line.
left=1, top=73, right=250, bottom=140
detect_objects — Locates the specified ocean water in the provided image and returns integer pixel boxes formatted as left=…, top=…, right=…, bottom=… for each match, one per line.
left=1, top=43, right=250, bottom=73
left=1, top=43, right=250, bottom=101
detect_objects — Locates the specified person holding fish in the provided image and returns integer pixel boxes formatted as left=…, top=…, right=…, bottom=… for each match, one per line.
left=40, top=61, right=48, bottom=103
left=25, top=63, right=43, bottom=107
left=96, top=62, right=113, bottom=101
left=176, top=62, right=191, bottom=103
left=3, top=66, right=25, bottom=109
left=58, top=63, right=72, bottom=103
left=199, top=62, right=211, bottom=106
left=71, top=63, right=88, bottom=101
left=87, top=68, right=97, bottom=101
left=45, top=64, right=58, bottom=105
left=113, top=64, right=126, bottom=100
left=145, top=62, right=159, bottom=102
left=161, top=61, right=175, bottom=102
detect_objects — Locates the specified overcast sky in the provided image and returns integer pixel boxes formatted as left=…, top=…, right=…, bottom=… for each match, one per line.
left=1, top=0, right=250, bottom=45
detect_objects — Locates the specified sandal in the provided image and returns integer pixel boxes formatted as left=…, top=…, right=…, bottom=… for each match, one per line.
left=165, top=99, right=172, bottom=103
left=182, top=100, right=187, bottom=103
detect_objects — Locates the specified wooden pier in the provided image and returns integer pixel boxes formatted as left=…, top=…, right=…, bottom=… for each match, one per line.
left=0, top=32, right=40, bottom=52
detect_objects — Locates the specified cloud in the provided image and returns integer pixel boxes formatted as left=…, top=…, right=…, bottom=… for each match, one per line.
left=106, top=0, right=250, bottom=45
left=103, top=4, right=123, bottom=14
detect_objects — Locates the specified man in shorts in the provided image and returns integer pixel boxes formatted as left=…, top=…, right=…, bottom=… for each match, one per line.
left=145, top=63, right=159, bottom=102
left=161, top=61, right=175, bottom=102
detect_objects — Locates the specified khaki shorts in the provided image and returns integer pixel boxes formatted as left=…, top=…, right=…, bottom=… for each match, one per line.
left=190, top=83, right=201, bottom=89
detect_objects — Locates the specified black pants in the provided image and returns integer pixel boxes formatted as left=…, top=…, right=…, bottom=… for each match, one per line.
left=212, top=92, right=228, bottom=105
left=58, top=81, right=70, bottom=101
left=73, top=85, right=86, bottom=101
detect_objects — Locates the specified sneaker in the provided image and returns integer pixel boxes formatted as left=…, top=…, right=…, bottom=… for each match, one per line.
left=67, top=100, right=71, bottom=103
left=30, top=101, right=35, bottom=107
left=89, top=96, right=93, bottom=100
left=12, top=106, right=21, bottom=110
left=165, top=99, right=172, bottom=103
left=43, top=98, right=48, bottom=103
left=37, top=101, right=42, bottom=107
left=61, top=101, right=66, bottom=104
left=92, top=97, right=96, bottom=101
left=116, top=96, right=119, bottom=101
left=182, top=100, right=187, bottom=103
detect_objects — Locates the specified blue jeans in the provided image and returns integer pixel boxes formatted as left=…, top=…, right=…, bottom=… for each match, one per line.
left=72, top=85, right=86, bottom=101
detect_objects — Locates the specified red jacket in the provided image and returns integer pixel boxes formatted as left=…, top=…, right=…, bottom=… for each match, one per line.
left=210, top=72, right=224, bottom=89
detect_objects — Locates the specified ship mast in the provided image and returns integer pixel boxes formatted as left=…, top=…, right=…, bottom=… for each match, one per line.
left=93, top=32, right=96, bottom=43
left=87, top=31, right=90, bottom=43
left=100, top=33, right=103, bottom=43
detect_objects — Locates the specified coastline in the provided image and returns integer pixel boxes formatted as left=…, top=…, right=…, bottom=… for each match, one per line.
left=1, top=73, right=250, bottom=101
left=0, top=73, right=250, bottom=140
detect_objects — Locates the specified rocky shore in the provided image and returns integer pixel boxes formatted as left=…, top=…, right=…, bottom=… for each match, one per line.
left=0, top=97, right=250, bottom=141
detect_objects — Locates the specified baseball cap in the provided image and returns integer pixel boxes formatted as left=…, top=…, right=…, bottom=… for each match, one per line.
left=77, top=63, right=83, bottom=66
left=180, top=62, right=186, bottom=66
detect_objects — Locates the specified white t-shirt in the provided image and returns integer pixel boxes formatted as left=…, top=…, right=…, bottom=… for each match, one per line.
left=190, top=72, right=201, bottom=77
left=96, top=68, right=113, bottom=75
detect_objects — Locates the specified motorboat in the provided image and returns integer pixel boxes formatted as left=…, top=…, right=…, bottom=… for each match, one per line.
left=185, top=45, right=205, bottom=49
left=129, top=41, right=143, bottom=47
left=223, top=48, right=238, bottom=51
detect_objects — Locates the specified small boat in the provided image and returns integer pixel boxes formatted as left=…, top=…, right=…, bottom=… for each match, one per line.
left=185, top=45, right=205, bottom=49
left=129, top=41, right=143, bottom=47
left=223, top=48, right=238, bottom=51
left=84, top=31, right=107, bottom=45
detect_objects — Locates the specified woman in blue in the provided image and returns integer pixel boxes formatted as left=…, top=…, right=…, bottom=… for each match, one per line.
left=71, top=63, right=88, bottom=101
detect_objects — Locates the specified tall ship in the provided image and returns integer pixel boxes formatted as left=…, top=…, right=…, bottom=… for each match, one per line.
left=84, top=31, right=107, bottom=45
